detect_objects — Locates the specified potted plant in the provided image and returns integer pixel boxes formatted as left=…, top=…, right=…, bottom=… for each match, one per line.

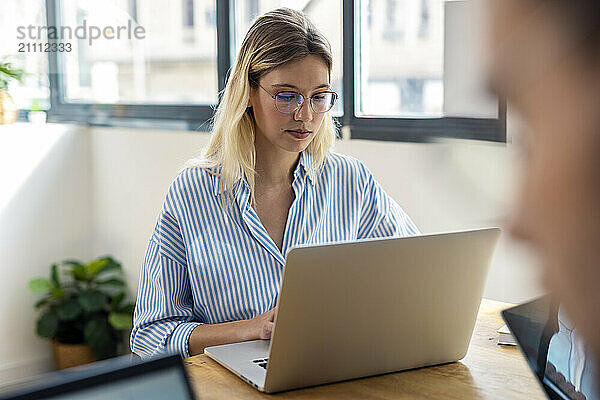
left=0, top=59, right=24, bottom=125
left=28, top=256, right=136, bottom=370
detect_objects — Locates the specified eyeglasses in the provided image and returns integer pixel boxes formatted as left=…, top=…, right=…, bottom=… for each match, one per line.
left=257, top=83, right=338, bottom=114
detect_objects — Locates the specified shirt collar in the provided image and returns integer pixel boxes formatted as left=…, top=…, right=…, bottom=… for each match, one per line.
left=211, top=168, right=249, bottom=202
left=211, top=151, right=317, bottom=197
left=297, top=151, right=316, bottom=185
left=208, top=166, right=226, bottom=196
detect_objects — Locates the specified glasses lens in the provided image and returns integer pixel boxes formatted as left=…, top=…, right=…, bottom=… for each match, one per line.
left=311, top=92, right=335, bottom=113
left=275, top=92, right=302, bottom=113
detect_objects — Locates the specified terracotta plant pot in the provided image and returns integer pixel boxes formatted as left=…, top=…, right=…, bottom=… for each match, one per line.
left=51, top=341, right=97, bottom=370
left=0, top=89, right=18, bottom=125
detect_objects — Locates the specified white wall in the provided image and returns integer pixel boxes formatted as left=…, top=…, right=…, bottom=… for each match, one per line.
left=89, top=127, right=208, bottom=290
left=0, top=123, right=92, bottom=385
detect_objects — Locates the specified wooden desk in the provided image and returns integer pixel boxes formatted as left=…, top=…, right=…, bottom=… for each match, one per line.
left=184, top=299, right=547, bottom=399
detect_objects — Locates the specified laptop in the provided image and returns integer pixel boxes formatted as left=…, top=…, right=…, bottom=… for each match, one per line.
left=502, top=297, right=599, bottom=400
left=0, top=353, right=195, bottom=400
left=205, top=227, right=501, bottom=393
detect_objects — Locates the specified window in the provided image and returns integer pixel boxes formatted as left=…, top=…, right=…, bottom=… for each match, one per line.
left=42, top=0, right=219, bottom=129
left=182, top=0, right=195, bottom=43
left=0, top=0, right=50, bottom=112
left=183, top=0, right=195, bottom=28
left=57, top=0, right=217, bottom=104
left=361, top=0, right=444, bottom=117
left=347, top=0, right=503, bottom=141
left=40, top=0, right=504, bottom=142
left=128, top=0, right=137, bottom=23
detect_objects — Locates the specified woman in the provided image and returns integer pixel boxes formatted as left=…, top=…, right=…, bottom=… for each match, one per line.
left=131, top=8, right=418, bottom=358
left=487, top=0, right=600, bottom=390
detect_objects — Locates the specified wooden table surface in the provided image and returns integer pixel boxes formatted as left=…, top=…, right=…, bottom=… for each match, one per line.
left=184, top=299, right=547, bottom=399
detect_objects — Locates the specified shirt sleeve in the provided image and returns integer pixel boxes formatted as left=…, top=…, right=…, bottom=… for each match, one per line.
left=130, top=192, right=201, bottom=359
left=356, top=163, right=420, bottom=239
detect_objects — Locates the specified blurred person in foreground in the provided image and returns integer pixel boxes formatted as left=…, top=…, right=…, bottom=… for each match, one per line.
left=487, top=0, right=600, bottom=392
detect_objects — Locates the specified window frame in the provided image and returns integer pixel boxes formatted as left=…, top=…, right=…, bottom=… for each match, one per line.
left=44, top=0, right=229, bottom=130
left=43, top=0, right=505, bottom=143
left=341, top=0, right=506, bottom=143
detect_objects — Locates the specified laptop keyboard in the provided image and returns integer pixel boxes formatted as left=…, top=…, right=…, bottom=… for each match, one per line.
left=252, top=358, right=268, bottom=369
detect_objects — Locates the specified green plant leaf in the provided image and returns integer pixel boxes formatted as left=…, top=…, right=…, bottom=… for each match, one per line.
left=0, top=64, right=24, bottom=83
left=56, top=299, right=82, bottom=320
left=62, top=259, right=84, bottom=267
left=86, top=258, right=109, bottom=277
left=95, top=278, right=125, bottom=287
left=78, top=291, right=107, bottom=312
left=110, top=292, right=125, bottom=310
left=90, top=334, right=117, bottom=360
left=70, top=265, right=88, bottom=281
left=84, top=317, right=117, bottom=359
left=34, top=298, right=49, bottom=309
left=51, top=287, right=65, bottom=299
left=84, top=317, right=108, bottom=342
left=30, top=99, right=43, bottom=112
left=96, top=257, right=122, bottom=276
left=108, top=312, right=133, bottom=330
left=118, top=303, right=135, bottom=315
left=50, top=264, right=60, bottom=288
left=29, top=278, right=52, bottom=293
left=36, top=312, right=58, bottom=338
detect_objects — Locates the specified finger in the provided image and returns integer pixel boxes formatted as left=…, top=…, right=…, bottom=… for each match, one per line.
left=265, top=322, right=274, bottom=339
left=261, top=322, right=274, bottom=339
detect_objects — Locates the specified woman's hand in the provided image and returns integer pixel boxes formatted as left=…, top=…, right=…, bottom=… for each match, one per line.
left=188, top=306, right=278, bottom=355
left=247, top=307, right=277, bottom=340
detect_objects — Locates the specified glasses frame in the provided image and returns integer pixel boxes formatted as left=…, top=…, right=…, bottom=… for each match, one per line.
left=257, top=83, right=338, bottom=114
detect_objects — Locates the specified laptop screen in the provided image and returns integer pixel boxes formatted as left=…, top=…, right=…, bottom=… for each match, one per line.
left=0, top=354, right=195, bottom=400
left=502, top=296, right=599, bottom=400
left=44, top=366, right=191, bottom=400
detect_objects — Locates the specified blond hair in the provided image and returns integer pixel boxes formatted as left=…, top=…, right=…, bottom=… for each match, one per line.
left=187, top=8, right=337, bottom=205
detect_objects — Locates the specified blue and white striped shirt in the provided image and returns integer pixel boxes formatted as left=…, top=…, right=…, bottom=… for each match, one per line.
left=130, top=151, right=419, bottom=358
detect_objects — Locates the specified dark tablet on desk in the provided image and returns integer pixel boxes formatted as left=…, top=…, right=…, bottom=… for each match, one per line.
left=0, top=353, right=195, bottom=400
left=503, top=296, right=598, bottom=400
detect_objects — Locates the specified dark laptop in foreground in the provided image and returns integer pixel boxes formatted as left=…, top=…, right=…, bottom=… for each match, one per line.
left=205, top=228, right=501, bottom=393
left=0, top=353, right=195, bottom=400
left=503, top=297, right=599, bottom=400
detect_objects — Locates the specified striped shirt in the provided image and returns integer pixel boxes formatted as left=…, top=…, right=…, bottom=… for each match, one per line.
left=130, top=151, right=419, bottom=358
